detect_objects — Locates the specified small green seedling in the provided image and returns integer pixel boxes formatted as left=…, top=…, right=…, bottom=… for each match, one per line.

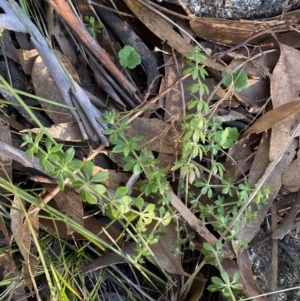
left=216, top=127, right=239, bottom=149
left=118, top=45, right=141, bottom=69
left=84, top=16, right=104, bottom=39
left=221, top=70, right=248, bottom=91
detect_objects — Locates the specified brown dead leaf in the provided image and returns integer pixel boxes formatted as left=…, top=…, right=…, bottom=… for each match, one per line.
left=92, top=166, right=131, bottom=190
left=10, top=196, right=38, bottom=291
left=237, top=249, right=267, bottom=301
left=270, top=43, right=300, bottom=161
left=0, top=217, right=27, bottom=299
left=50, top=13, right=77, bottom=66
left=241, top=99, right=300, bottom=138
left=282, top=148, right=300, bottom=188
left=126, top=117, right=180, bottom=154
left=249, top=132, right=270, bottom=184
left=265, top=31, right=300, bottom=48
left=16, top=49, right=39, bottom=75
left=42, top=184, right=84, bottom=235
left=80, top=243, right=137, bottom=274
left=146, top=221, right=189, bottom=276
left=21, top=122, right=83, bottom=142
left=273, top=189, right=300, bottom=239
left=39, top=199, right=122, bottom=245
left=225, top=49, right=278, bottom=112
left=31, top=51, right=78, bottom=124
left=224, top=136, right=253, bottom=180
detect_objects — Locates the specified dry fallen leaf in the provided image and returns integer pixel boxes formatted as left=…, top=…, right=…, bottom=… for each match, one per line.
left=31, top=51, right=78, bottom=124
left=126, top=117, right=181, bottom=154
left=146, top=221, right=189, bottom=276
left=21, top=122, right=83, bottom=142
left=39, top=199, right=122, bottom=245
left=10, top=196, right=38, bottom=291
left=282, top=148, right=300, bottom=188
left=270, top=43, right=300, bottom=161
left=42, top=184, right=84, bottom=235
left=241, top=99, right=300, bottom=138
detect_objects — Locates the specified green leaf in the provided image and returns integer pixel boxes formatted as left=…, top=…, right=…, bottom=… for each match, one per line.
left=67, top=159, right=84, bottom=170
left=91, top=172, right=108, bottom=183
left=133, top=163, right=141, bottom=175
left=80, top=189, right=97, bottom=204
left=51, top=143, right=63, bottom=153
left=216, top=127, right=239, bottom=149
left=203, top=242, right=215, bottom=252
left=91, top=184, right=106, bottom=195
left=207, top=284, right=221, bottom=292
left=161, top=212, right=171, bottom=226
left=102, top=128, right=115, bottom=135
left=115, top=186, right=128, bottom=197
left=135, top=196, right=144, bottom=211
left=83, top=160, right=94, bottom=180
left=231, top=283, right=243, bottom=290
left=72, top=181, right=84, bottom=189
left=233, top=271, right=240, bottom=283
left=48, top=153, right=60, bottom=162
left=211, top=276, right=225, bottom=287
left=221, top=70, right=248, bottom=91
left=113, top=144, right=124, bottom=153
left=57, top=174, right=65, bottom=190
left=64, top=148, right=75, bottom=164
left=118, top=45, right=141, bottom=69
left=220, top=270, right=230, bottom=283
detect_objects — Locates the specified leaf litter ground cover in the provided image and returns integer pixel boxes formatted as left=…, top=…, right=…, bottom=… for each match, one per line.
left=1, top=0, right=300, bottom=300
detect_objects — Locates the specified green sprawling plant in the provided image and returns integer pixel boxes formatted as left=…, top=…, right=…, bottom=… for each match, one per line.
left=15, top=46, right=268, bottom=300
left=83, top=16, right=104, bottom=40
